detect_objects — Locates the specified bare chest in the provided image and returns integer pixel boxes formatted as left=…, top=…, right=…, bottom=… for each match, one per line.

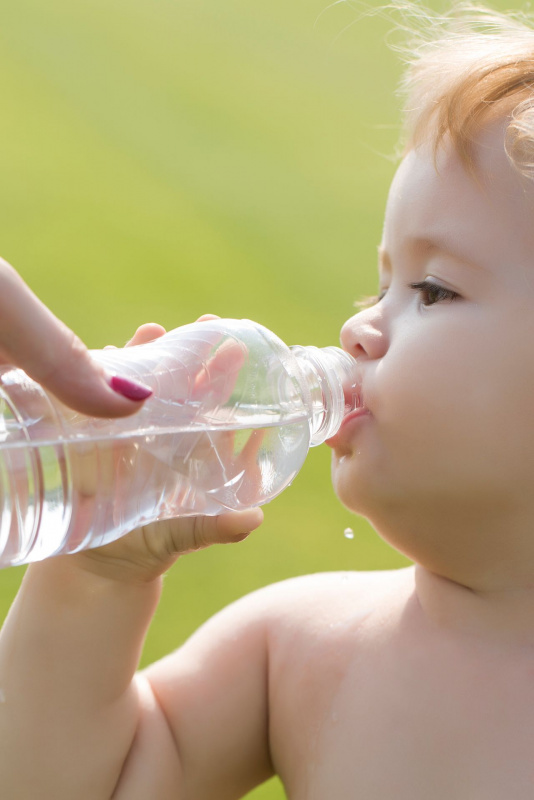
left=269, top=600, right=534, bottom=799
left=304, top=662, right=534, bottom=800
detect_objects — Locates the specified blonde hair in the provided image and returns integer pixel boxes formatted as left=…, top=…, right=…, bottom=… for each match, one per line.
left=394, top=2, right=534, bottom=177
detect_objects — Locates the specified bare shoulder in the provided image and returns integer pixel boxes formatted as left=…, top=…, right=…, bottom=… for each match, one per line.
left=131, top=568, right=414, bottom=800
left=255, top=567, right=415, bottom=787
left=251, top=565, right=416, bottom=659
left=249, top=564, right=415, bottom=631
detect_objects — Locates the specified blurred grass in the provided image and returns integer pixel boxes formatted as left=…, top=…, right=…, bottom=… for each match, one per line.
left=0, top=1, right=413, bottom=797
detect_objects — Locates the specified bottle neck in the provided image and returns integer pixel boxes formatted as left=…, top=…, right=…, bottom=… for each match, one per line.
left=290, top=345, right=361, bottom=446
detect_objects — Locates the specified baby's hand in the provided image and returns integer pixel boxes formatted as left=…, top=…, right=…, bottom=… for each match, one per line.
left=71, top=319, right=264, bottom=584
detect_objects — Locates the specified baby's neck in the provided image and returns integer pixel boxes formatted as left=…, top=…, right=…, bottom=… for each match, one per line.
left=414, top=564, right=534, bottom=650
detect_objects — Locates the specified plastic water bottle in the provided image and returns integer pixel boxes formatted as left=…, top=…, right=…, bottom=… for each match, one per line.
left=0, top=318, right=360, bottom=567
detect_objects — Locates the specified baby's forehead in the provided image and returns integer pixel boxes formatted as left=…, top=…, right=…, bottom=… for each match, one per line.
left=383, top=126, right=534, bottom=271
left=410, top=120, right=534, bottom=198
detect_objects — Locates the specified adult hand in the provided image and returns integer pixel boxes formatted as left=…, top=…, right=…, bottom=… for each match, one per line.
left=0, top=257, right=153, bottom=417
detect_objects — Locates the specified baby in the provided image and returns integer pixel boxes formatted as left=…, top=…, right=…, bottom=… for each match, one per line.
left=2, top=4, right=534, bottom=798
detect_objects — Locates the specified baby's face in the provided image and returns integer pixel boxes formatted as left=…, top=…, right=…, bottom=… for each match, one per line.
left=329, top=121, right=534, bottom=558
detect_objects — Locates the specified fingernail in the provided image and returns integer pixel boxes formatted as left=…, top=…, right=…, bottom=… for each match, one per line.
left=108, top=375, right=153, bottom=401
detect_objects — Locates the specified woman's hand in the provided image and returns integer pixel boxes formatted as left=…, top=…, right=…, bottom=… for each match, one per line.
left=0, top=257, right=153, bottom=416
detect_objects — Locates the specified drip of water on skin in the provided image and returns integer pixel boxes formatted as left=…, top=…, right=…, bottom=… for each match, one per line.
left=344, top=527, right=354, bottom=539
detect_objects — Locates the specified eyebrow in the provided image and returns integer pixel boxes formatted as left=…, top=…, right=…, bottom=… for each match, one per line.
left=378, top=238, right=487, bottom=274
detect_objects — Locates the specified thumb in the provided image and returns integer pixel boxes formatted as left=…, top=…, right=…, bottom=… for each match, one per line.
left=186, top=508, right=265, bottom=550
left=0, top=259, right=152, bottom=418
left=146, top=507, right=265, bottom=563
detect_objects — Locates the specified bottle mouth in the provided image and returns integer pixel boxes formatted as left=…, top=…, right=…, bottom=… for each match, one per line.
left=318, top=346, right=362, bottom=432
left=337, top=355, right=362, bottom=415
left=291, top=346, right=362, bottom=445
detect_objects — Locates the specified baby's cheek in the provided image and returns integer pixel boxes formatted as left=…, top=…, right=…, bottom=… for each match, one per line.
left=378, top=340, right=467, bottom=422
left=372, top=360, right=470, bottom=474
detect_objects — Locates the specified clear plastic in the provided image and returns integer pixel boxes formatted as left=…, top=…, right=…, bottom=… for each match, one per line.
left=0, top=319, right=360, bottom=567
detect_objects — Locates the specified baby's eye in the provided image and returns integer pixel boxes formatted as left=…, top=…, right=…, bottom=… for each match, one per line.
left=410, top=280, right=459, bottom=306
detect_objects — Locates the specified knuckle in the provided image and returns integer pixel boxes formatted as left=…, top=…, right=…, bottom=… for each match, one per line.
left=190, top=516, right=212, bottom=551
left=141, top=519, right=181, bottom=562
left=63, top=330, right=90, bottom=369
left=39, top=328, right=89, bottom=385
left=143, top=517, right=207, bottom=558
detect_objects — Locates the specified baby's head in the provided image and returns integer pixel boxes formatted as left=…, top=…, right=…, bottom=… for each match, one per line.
left=398, top=2, right=534, bottom=178
left=329, top=4, right=534, bottom=588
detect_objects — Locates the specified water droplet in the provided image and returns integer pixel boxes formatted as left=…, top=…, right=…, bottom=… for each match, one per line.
left=344, top=527, right=354, bottom=539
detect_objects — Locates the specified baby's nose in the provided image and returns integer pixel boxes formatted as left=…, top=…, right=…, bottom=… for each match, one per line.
left=340, top=310, right=388, bottom=361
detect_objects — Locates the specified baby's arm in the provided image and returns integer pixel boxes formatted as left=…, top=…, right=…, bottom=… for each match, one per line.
left=0, top=510, right=271, bottom=800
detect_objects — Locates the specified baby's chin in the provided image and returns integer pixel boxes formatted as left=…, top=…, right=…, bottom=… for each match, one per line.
left=331, top=452, right=400, bottom=522
left=331, top=456, right=370, bottom=514
left=327, top=436, right=356, bottom=466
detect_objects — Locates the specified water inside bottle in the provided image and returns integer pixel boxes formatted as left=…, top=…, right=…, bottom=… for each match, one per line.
left=0, top=411, right=310, bottom=566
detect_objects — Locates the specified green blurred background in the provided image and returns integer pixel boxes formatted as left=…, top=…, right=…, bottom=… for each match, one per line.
left=0, top=1, right=414, bottom=797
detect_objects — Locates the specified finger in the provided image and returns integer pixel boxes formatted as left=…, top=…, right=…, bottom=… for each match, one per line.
left=144, top=507, right=264, bottom=560
left=192, top=337, right=247, bottom=404
left=211, top=507, right=264, bottom=543
left=195, top=314, right=221, bottom=322
left=103, top=323, right=166, bottom=351
left=180, top=507, right=264, bottom=551
left=236, top=430, right=266, bottom=505
left=0, top=259, right=153, bottom=418
left=239, top=428, right=265, bottom=466
left=125, top=323, right=167, bottom=348
left=94, top=320, right=228, bottom=417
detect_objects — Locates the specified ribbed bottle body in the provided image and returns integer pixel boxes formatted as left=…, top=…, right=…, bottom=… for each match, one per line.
left=0, top=320, right=318, bottom=566
left=0, top=420, right=311, bottom=567
left=0, top=319, right=359, bottom=566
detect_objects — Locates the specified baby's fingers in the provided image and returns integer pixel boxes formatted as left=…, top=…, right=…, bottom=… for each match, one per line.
left=126, top=323, right=167, bottom=347
left=76, top=508, right=264, bottom=584
left=141, top=507, right=264, bottom=567
left=192, top=337, right=247, bottom=407
left=169, top=507, right=263, bottom=551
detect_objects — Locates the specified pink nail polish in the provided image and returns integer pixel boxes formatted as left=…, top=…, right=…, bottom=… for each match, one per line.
left=109, top=375, right=153, bottom=401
